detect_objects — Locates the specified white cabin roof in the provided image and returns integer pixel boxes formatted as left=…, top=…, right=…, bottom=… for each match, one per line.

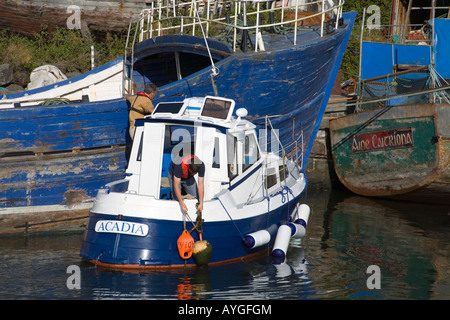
left=142, top=96, right=255, bottom=131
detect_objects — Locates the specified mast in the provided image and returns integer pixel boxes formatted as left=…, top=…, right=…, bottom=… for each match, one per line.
left=357, top=8, right=366, bottom=112
left=400, top=0, right=413, bottom=44
left=430, top=0, right=436, bottom=103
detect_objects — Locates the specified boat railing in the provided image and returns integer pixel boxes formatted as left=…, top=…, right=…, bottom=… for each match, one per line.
left=258, top=114, right=304, bottom=171
left=131, top=0, right=344, bottom=50
left=360, top=22, right=433, bottom=45
left=123, top=0, right=345, bottom=94
left=359, top=2, right=449, bottom=45
left=357, top=64, right=450, bottom=111
left=351, top=84, right=450, bottom=114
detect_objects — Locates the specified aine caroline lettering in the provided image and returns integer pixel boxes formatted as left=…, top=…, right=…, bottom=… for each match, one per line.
left=351, top=127, right=414, bottom=153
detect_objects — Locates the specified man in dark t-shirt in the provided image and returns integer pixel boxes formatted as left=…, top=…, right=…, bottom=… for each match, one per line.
left=168, top=155, right=205, bottom=213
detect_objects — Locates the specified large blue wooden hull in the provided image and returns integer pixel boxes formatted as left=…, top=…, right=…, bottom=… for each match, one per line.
left=0, top=12, right=356, bottom=234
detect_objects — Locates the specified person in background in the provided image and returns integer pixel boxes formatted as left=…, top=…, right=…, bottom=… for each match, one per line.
left=168, top=155, right=205, bottom=214
left=125, top=83, right=158, bottom=139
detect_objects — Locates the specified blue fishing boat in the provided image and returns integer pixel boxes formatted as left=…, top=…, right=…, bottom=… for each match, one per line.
left=80, top=95, right=310, bottom=267
left=0, top=0, right=356, bottom=234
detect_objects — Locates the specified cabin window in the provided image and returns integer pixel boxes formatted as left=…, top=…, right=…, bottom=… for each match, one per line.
left=265, top=167, right=277, bottom=189
left=212, top=137, right=220, bottom=169
left=243, top=134, right=260, bottom=172
left=279, top=164, right=288, bottom=181
left=227, top=135, right=238, bottom=180
left=153, top=102, right=184, bottom=115
left=201, top=98, right=233, bottom=120
left=136, top=133, right=144, bottom=162
left=170, top=125, right=195, bottom=146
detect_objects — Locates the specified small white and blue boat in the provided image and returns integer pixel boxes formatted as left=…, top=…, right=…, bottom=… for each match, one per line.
left=80, top=96, right=310, bottom=268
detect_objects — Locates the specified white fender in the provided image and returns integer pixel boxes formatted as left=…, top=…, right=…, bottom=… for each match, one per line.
left=288, top=222, right=306, bottom=239
left=242, top=229, right=271, bottom=249
left=272, top=225, right=291, bottom=262
left=295, top=204, right=310, bottom=227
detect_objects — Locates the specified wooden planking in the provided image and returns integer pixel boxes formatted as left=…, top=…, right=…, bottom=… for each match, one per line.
left=0, top=0, right=151, bottom=36
left=0, top=146, right=128, bottom=207
left=0, top=98, right=129, bottom=154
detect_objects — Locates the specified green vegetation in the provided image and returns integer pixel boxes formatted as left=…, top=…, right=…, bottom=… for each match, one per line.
left=0, top=27, right=125, bottom=74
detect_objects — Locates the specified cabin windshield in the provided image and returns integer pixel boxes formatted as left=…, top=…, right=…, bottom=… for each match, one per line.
left=153, top=101, right=185, bottom=115
left=243, top=133, right=260, bottom=172
left=227, top=130, right=261, bottom=181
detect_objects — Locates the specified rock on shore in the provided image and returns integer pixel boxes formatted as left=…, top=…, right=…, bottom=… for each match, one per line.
left=0, top=63, right=28, bottom=94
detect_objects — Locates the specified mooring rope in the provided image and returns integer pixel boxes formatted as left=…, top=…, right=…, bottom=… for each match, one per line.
left=217, top=197, right=243, bottom=239
left=194, top=5, right=219, bottom=78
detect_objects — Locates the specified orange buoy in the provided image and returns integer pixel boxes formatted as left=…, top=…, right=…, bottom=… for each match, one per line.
left=177, top=230, right=194, bottom=260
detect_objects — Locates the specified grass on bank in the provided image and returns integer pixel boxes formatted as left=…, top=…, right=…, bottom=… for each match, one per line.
left=0, top=28, right=125, bottom=75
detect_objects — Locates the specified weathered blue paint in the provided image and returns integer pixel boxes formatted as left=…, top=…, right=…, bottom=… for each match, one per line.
left=1, top=99, right=129, bottom=153
left=0, top=99, right=130, bottom=212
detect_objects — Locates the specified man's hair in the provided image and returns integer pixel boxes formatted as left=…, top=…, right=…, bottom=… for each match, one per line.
left=188, top=157, right=202, bottom=173
left=144, top=84, right=158, bottom=94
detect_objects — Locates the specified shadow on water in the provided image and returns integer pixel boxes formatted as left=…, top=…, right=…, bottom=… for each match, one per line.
left=0, top=188, right=448, bottom=300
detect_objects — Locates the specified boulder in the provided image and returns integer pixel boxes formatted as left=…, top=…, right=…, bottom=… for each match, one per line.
left=13, top=69, right=30, bottom=88
left=0, top=64, right=13, bottom=87
left=5, top=84, right=25, bottom=94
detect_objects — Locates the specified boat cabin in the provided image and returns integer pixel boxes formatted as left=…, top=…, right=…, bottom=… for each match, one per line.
left=123, top=96, right=271, bottom=203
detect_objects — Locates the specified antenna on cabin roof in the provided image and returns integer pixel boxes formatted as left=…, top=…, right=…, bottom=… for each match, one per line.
left=194, top=3, right=219, bottom=97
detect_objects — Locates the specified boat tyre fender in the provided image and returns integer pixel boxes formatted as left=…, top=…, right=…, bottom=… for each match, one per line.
left=177, top=230, right=194, bottom=260
left=193, top=240, right=213, bottom=266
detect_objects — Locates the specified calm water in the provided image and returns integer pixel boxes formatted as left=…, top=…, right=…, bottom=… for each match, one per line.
left=0, top=189, right=448, bottom=300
